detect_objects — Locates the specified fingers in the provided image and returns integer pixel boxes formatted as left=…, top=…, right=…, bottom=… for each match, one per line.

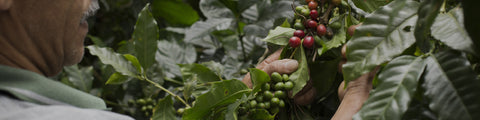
left=292, top=80, right=316, bottom=105
left=338, top=81, right=346, bottom=101
left=262, top=59, right=298, bottom=75
left=256, top=49, right=283, bottom=70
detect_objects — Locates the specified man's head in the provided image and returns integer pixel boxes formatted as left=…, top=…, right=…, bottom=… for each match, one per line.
left=0, top=0, right=98, bottom=76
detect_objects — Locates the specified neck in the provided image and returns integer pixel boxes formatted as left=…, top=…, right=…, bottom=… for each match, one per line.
left=0, top=10, right=62, bottom=77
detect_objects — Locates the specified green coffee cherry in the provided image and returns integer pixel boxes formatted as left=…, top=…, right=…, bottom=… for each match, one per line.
left=264, top=91, right=274, bottom=100
left=284, top=81, right=294, bottom=90
left=250, top=100, right=258, bottom=108
left=279, top=100, right=285, bottom=108
left=282, top=74, right=289, bottom=82
left=136, top=99, right=146, bottom=105
left=141, top=106, right=147, bottom=111
left=301, top=9, right=310, bottom=17
left=330, top=22, right=342, bottom=30
left=257, top=103, right=266, bottom=109
left=264, top=102, right=271, bottom=109
left=295, top=6, right=305, bottom=13
left=271, top=72, right=283, bottom=82
left=274, top=82, right=285, bottom=90
left=274, top=90, right=286, bottom=98
left=294, top=22, right=305, bottom=30
left=262, top=83, right=270, bottom=91
left=271, top=97, right=280, bottom=106
left=147, top=105, right=153, bottom=110
left=256, top=95, right=264, bottom=102
left=177, top=108, right=185, bottom=115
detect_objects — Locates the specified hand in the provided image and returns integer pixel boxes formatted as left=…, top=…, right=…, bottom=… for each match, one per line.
left=241, top=49, right=317, bottom=105
left=332, top=44, right=377, bottom=120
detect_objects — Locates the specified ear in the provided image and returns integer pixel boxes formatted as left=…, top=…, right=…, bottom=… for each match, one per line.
left=0, top=0, right=12, bottom=10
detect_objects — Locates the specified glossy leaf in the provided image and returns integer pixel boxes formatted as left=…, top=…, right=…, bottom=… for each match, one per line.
left=343, top=0, right=420, bottom=83
left=199, top=0, right=235, bottom=19
left=184, top=18, right=233, bottom=48
left=431, top=8, right=476, bottom=55
left=87, top=45, right=137, bottom=77
left=182, top=80, right=250, bottom=120
left=156, top=40, right=197, bottom=78
left=105, top=72, right=128, bottom=85
left=289, top=46, right=310, bottom=96
left=462, top=0, right=480, bottom=53
left=414, top=0, right=442, bottom=53
left=262, top=26, right=295, bottom=46
left=179, top=64, right=221, bottom=83
left=63, top=65, right=94, bottom=92
left=353, top=56, right=426, bottom=120
left=348, top=0, right=392, bottom=14
left=256, top=1, right=294, bottom=22
left=152, top=95, right=176, bottom=120
left=224, top=94, right=249, bottom=120
left=133, top=4, right=159, bottom=71
left=151, top=0, right=199, bottom=25
left=123, top=54, right=143, bottom=74
left=248, top=68, right=271, bottom=93
left=310, top=59, right=341, bottom=97
left=424, top=50, right=480, bottom=119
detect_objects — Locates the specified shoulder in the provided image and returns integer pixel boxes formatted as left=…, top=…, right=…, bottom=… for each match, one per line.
left=0, top=95, right=133, bottom=120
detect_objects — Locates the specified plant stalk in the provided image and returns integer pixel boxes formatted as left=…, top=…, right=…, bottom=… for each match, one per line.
left=144, top=77, right=191, bottom=108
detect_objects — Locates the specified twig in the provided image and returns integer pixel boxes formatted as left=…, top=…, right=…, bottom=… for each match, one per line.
left=144, top=77, right=191, bottom=108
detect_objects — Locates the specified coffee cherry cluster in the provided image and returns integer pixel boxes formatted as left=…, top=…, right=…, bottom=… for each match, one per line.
left=128, top=98, right=156, bottom=116
left=238, top=72, right=294, bottom=115
left=290, top=0, right=342, bottom=49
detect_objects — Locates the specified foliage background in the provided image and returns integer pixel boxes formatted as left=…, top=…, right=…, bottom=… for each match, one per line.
left=54, top=0, right=480, bottom=120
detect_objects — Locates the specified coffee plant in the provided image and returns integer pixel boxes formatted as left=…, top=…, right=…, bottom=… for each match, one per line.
left=57, top=0, right=480, bottom=119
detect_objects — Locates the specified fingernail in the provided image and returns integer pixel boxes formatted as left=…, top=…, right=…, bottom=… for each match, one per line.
left=284, top=60, right=298, bottom=69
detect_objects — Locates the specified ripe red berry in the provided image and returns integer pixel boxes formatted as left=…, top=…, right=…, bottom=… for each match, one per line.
left=306, top=20, right=317, bottom=29
left=317, top=24, right=327, bottom=36
left=289, top=36, right=301, bottom=48
left=293, top=30, right=305, bottom=38
left=310, top=10, right=318, bottom=20
left=308, top=1, right=318, bottom=10
left=303, top=36, right=314, bottom=48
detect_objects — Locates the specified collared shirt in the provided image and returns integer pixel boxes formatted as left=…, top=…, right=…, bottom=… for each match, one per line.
left=0, top=65, right=133, bottom=120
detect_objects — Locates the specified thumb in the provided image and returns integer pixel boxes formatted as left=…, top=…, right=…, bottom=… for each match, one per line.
left=262, top=59, right=299, bottom=75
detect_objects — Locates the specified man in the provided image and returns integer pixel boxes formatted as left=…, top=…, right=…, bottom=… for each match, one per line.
left=0, top=0, right=133, bottom=119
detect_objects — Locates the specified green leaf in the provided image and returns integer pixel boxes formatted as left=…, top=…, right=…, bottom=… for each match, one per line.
left=133, top=4, right=159, bottom=71
left=262, top=26, right=295, bottom=46
left=63, top=65, right=94, bottom=92
left=431, top=8, right=476, bottom=55
left=185, top=18, right=234, bottom=48
left=199, top=0, right=234, bottom=19
left=87, top=45, right=137, bottom=77
left=289, top=46, right=310, bottom=96
left=462, top=0, right=480, bottom=53
left=414, top=0, right=442, bottom=53
left=256, top=1, right=294, bottom=23
left=123, top=54, right=143, bottom=74
left=280, top=18, right=290, bottom=28
left=248, top=68, right=271, bottom=93
left=224, top=94, right=249, bottom=120
left=87, top=35, right=105, bottom=47
left=343, top=0, right=420, bottom=83
left=353, top=56, right=426, bottom=120
left=310, top=59, right=341, bottom=97
left=182, top=80, right=250, bottom=120
left=179, top=64, right=221, bottom=83
left=151, top=0, right=199, bottom=25
left=423, top=50, right=480, bottom=119
left=105, top=72, right=128, bottom=85
left=348, top=0, right=392, bottom=14
left=152, top=95, right=176, bottom=120
left=156, top=40, right=197, bottom=78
